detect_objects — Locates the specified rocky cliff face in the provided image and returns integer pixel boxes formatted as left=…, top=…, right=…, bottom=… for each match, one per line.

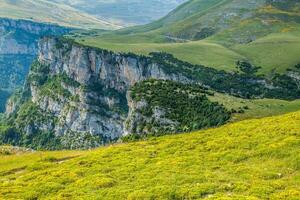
left=0, top=18, right=71, bottom=54
left=0, top=18, right=70, bottom=112
left=38, top=37, right=190, bottom=91
left=12, top=37, right=192, bottom=149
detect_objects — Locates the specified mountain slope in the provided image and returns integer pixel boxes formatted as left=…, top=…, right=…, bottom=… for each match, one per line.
left=0, top=0, right=120, bottom=29
left=76, top=0, right=300, bottom=74
left=49, top=0, right=187, bottom=26
left=1, top=111, right=300, bottom=199
left=117, top=0, right=300, bottom=43
left=0, top=0, right=187, bottom=28
left=119, top=0, right=229, bottom=34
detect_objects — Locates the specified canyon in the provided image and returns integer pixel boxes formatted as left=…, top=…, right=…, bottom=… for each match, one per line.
left=0, top=18, right=70, bottom=111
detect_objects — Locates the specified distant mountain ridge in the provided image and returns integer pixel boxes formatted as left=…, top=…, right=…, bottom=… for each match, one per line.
left=115, top=0, right=300, bottom=43
left=0, top=0, right=187, bottom=28
left=49, top=0, right=187, bottom=26
left=0, top=0, right=120, bottom=29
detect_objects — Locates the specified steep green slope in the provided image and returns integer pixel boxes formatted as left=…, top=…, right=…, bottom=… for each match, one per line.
left=116, top=0, right=300, bottom=42
left=232, top=33, right=300, bottom=74
left=0, top=0, right=120, bottom=29
left=121, top=0, right=226, bottom=33
left=0, top=111, right=299, bottom=199
left=75, top=0, right=300, bottom=74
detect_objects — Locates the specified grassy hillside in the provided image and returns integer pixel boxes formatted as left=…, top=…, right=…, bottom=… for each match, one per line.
left=80, top=39, right=245, bottom=72
left=115, top=0, right=299, bottom=42
left=77, top=31, right=300, bottom=75
left=0, top=111, right=300, bottom=199
left=208, top=92, right=300, bottom=122
left=74, top=0, right=300, bottom=74
left=232, top=33, right=300, bottom=74
left=0, top=0, right=120, bottom=29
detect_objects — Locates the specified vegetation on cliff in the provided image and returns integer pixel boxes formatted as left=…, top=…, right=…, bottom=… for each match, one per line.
left=1, top=38, right=300, bottom=150
left=149, top=52, right=300, bottom=100
left=127, top=79, right=230, bottom=135
left=1, top=101, right=60, bottom=150
left=47, top=37, right=300, bottom=100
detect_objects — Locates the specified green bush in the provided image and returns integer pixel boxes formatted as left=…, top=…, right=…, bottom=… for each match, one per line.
left=0, top=124, right=21, bottom=146
left=236, top=60, right=261, bottom=74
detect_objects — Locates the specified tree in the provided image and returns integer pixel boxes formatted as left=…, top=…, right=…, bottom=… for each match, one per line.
left=0, top=125, right=21, bottom=145
left=236, top=61, right=261, bottom=75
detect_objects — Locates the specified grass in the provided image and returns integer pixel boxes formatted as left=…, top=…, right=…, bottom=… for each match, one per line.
left=209, top=92, right=300, bottom=121
left=77, top=31, right=300, bottom=74
left=73, top=0, right=300, bottom=75
left=232, top=32, right=300, bottom=74
left=79, top=38, right=245, bottom=72
left=0, top=111, right=300, bottom=199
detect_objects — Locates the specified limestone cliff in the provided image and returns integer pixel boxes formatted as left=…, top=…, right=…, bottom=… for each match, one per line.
left=38, top=37, right=190, bottom=90
left=11, top=37, right=192, bottom=149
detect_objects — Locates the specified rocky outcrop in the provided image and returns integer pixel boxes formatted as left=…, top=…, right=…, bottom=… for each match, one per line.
left=125, top=94, right=179, bottom=136
left=287, top=70, right=300, bottom=82
left=38, top=37, right=191, bottom=91
left=5, top=96, right=17, bottom=115
left=0, top=18, right=70, bottom=54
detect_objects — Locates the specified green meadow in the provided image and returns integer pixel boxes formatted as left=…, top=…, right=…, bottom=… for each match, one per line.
left=77, top=31, right=300, bottom=75
left=1, top=111, right=300, bottom=199
left=209, top=92, right=300, bottom=121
